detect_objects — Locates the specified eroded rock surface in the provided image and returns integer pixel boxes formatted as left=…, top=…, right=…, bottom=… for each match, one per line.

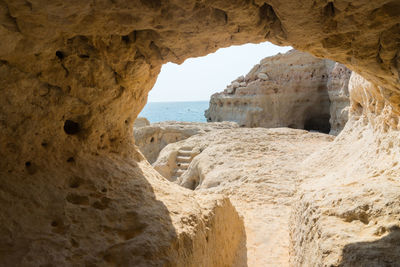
left=205, top=50, right=354, bottom=135
left=133, top=117, right=150, bottom=128
left=154, top=128, right=334, bottom=266
left=327, top=63, right=352, bottom=135
left=205, top=50, right=335, bottom=133
left=134, top=121, right=238, bottom=163
left=290, top=73, right=400, bottom=266
left=0, top=0, right=399, bottom=265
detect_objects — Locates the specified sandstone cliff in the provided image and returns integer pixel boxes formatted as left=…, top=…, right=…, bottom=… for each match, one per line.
left=134, top=121, right=238, bottom=163
left=0, top=0, right=399, bottom=266
left=205, top=50, right=353, bottom=134
left=327, top=63, right=352, bottom=135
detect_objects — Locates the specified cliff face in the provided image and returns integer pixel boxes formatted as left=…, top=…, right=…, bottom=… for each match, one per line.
left=205, top=50, right=354, bottom=134
left=0, top=0, right=399, bottom=266
left=327, top=63, right=352, bottom=135
left=290, top=73, right=400, bottom=266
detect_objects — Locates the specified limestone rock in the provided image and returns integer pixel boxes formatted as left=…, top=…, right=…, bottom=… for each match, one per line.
left=153, top=128, right=334, bottom=266
left=236, top=76, right=245, bottom=82
left=0, top=0, right=399, bottom=265
left=289, top=73, right=400, bottom=266
left=327, top=63, right=352, bottom=135
left=133, top=117, right=150, bottom=128
left=205, top=50, right=335, bottom=133
left=134, top=121, right=238, bottom=164
left=231, top=81, right=240, bottom=89
left=257, top=72, right=269, bottom=80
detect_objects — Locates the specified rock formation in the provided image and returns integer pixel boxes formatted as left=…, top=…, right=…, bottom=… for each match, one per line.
left=153, top=127, right=334, bottom=265
left=133, top=117, right=150, bottom=128
left=205, top=50, right=354, bottom=134
left=289, top=72, right=400, bottom=266
left=134, top=121, right=238, bottom=163
left=327, top=63, right=352, bottom=135
left=0, top=0, right=399, bottom=266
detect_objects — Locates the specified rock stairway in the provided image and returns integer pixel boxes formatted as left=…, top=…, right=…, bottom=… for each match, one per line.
left=172, top=147, right=195, bottom=180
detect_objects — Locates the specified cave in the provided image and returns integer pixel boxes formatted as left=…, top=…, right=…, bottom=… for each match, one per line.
left=304, top=114, right=331, bottom=134
left=0, top=0, right=399, bottom=266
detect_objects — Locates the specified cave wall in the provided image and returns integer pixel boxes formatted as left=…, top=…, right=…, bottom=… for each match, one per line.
left=0, top=0, right=399, bottom=265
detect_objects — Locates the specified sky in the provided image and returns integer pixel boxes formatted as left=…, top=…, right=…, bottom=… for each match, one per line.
left=147, top=42, right=292, bottom=102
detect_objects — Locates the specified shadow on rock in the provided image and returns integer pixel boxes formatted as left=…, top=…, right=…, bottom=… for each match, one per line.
left=339, top=226, right=400, bottom=266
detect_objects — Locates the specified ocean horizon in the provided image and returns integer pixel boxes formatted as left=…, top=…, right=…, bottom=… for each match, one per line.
left=139, top=100, right=210, bottom=123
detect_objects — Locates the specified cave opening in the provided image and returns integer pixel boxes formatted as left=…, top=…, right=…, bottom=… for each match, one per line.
left=303, top=114, right=331, bottom=134
left=139, top=42, right=291, bottom=123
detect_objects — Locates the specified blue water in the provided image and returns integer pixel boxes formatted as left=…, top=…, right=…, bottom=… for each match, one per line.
left=139, top=101, right=209, bottom=123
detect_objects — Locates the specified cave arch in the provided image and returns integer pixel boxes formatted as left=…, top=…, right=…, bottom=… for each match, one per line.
left=0, top=0, right=399, bottom=266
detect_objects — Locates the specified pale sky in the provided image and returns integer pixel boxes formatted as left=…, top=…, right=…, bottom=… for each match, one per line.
left=148, top=42, right=292, bottom=102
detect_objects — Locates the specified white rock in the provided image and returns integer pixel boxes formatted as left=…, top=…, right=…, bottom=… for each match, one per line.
left=257, top=73, right=269, bottom=80
left=232, top=82, right=240, bottom=88
left=236, top=76, right=245, bottom=82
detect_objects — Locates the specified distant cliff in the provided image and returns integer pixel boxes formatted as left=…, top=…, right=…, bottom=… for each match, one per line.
left=205, top=50, right=351, bottom=135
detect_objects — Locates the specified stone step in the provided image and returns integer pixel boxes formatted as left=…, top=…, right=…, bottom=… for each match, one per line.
left=179, top=146, right=193, bottom=151
left=177, top=150, right=192, bottom=156
left=176, top=156, right=191, bottom=163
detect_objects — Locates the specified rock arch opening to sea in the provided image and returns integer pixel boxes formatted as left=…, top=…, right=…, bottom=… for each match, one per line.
left=0, top=1, right=399, bottom=266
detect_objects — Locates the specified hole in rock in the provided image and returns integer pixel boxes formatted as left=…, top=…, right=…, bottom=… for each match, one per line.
left=66, top=193, right=89, bottom=205
left=67, top=157, right=75, bottom=163
left=121, top=35, right=130, bottom=43
left=64, top=120, right=80, bottom=135
left=69, top=177, right=82, bottom=188
left=25, top=161, right=37, bottom=174
left=304, top=114, right=331, bottom=134
left=55, top=51, right=64, bottom=60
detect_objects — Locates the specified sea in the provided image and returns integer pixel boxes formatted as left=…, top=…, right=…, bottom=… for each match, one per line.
left=139, top=101, right=209, bottom=123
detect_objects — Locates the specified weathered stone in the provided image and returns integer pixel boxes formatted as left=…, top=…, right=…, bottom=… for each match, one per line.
left=236, top=76, right=245, bottom=82
left=0, top=0, right=399, bottom=265
left=134, top=121, right=238, bottom=164
left=133, top=117, right=150, bottom=128
left=257, top=72, right=269, bottom=80
left=231, top=81, right=240, bottom=89
left=153, top=127, right=334, bottom=266
left=205, top=50, right=335, bottom=133
left=327, top=63, right=352, bottom=135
